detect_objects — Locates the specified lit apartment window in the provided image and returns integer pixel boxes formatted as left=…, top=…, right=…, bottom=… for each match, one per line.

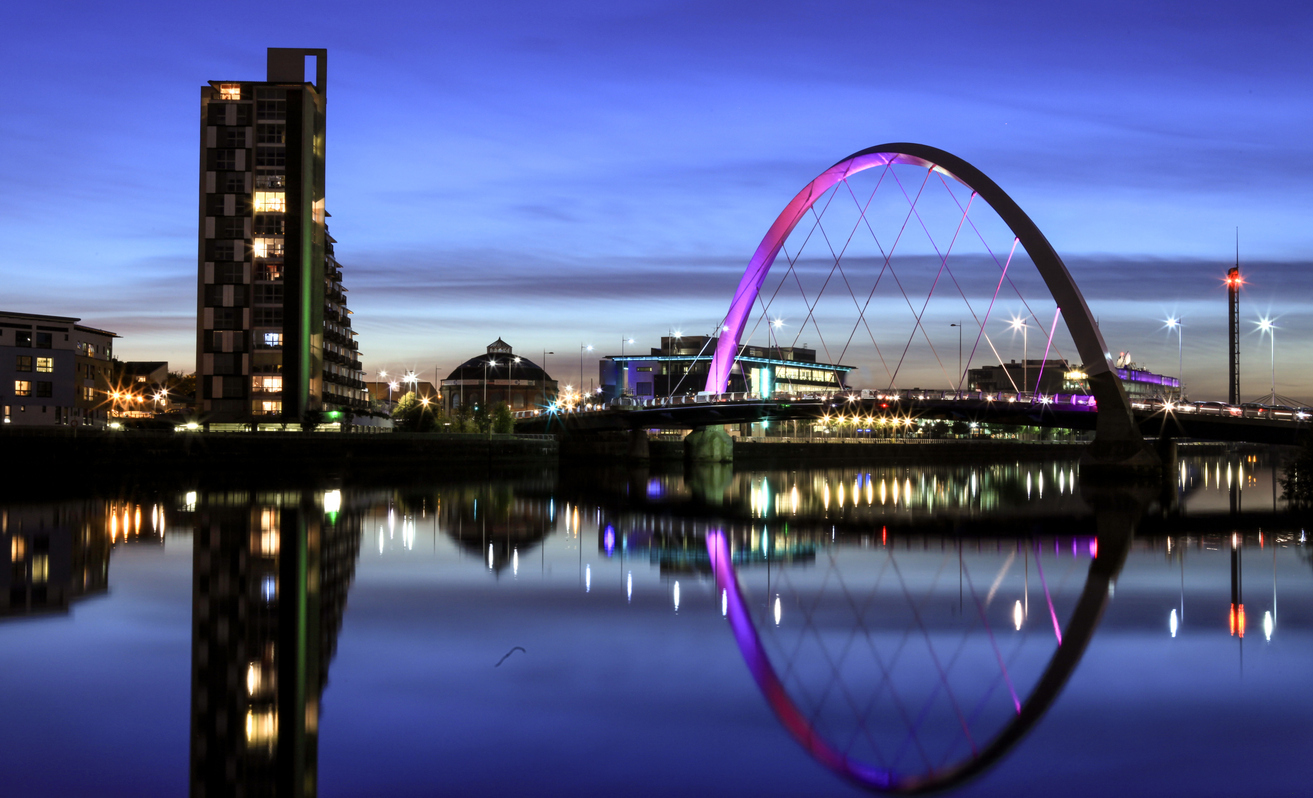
left=14, top=380, right=31, bottom=397
left=36, top=357, right=53, bottom=373
left=252, top=375, right=283, bottom=394
left=263, top=332, right=283, bottom=348
left=254, top=191, right=285, bottom=212
left=31, top=554, right=49, bottom=584
left=260, top=400, right=282, bottom=415
left=245, top=708, right=278, bottom=749
left=219, top=83, right=242, bottom=101
left=10, top=536, right=24, bottom=561
left=253, top=238, right=285, bottom=259
left=259, top=508, right=279, bottom=556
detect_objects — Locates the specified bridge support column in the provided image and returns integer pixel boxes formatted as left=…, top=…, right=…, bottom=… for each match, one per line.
left=627, top=428, right=650, bottom=461
left=1079, top=371, right=1162, bottom=478
left=685, top=425, right=733, bottom=463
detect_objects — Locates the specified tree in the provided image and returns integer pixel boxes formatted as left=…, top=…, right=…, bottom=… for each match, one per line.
left=302, top=407, right=325, bottom=431
left=472, top=404, right=491, bottom=433
left=491, top=401, right=514, bottom=434
left=392, top=391, right=437, bottom=432
left=1281, top=437, right=1313, bottom=507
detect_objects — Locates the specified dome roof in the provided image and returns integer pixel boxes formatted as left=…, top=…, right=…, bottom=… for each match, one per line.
left=444, top=354, right=553, bottom=383
left=444, top=338, right=556, bottom=383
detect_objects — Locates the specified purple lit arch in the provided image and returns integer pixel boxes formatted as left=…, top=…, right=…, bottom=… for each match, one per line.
left=706, top=144, right=1146, bottom=460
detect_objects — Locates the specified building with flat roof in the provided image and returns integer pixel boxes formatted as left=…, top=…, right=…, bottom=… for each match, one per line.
left=967, top=358, right=1180, bottom=401
left=600, top=335, right=852, bottom=399
left=1, top=310, right=117, bottom=427
left=196, top=48, right=367, bottom=425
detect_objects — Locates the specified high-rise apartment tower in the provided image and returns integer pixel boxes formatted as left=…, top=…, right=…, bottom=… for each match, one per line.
left=196, top=48, right=367, bottom=424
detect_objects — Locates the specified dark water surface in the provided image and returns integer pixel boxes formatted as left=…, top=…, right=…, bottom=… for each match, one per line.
left=2, top=453, right=1310, bottom=797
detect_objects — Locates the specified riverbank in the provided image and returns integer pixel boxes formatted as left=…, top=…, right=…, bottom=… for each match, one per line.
left=0, top=429, right=558, bottom=495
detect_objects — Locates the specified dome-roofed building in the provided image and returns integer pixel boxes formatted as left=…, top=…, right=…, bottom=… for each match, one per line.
left=440, top=338, right=557, bottom=412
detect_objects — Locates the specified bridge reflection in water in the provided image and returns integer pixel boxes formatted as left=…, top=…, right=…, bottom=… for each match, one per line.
left=1, top=455, right=1303, bottom=796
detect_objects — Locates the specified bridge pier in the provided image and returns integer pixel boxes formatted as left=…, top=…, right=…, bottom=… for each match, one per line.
left=627, top=428, right=650, bottom=461
left=684, top=425, right=733, bottom=463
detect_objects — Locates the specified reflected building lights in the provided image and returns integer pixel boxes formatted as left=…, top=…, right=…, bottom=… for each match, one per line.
left=627, top=571, right=632, bottom=602
left=673, top=581, right=680, bottom=612
left=1170, top=608, right=1178, bottom=638
left=1013, top=600, right=1024, bottom=631
left=774, top=595, right=782, bottom=626
left=585, top=564, right=591, bottom=593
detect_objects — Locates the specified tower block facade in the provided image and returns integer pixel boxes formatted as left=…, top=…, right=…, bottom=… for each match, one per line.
left=196, top=48, right=366, bottom=424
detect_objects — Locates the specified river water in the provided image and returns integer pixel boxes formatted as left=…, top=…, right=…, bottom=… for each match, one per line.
left=1, top=451, right=1309, bottom=797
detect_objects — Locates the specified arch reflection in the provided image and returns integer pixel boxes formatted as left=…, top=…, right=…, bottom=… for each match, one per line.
left=704, top=486, right=1145, bottom=793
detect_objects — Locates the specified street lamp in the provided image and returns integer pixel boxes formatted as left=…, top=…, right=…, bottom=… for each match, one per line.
left=950, top=322, right=962, bottom=394
left=1009, top=317, right=1030, bottom=394
left=580, top=344, right=593, bottom=395
left=1165, top=317, right=1183, bottom=400
left=1257, top=317, right=1276, bottom=404
left=483, top=359, right=498, bottom=408
left=387, top=381, right=399, bottom=408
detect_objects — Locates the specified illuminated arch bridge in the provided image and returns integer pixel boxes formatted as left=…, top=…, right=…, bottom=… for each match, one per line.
left=515, top=145, right=1306, bottom=451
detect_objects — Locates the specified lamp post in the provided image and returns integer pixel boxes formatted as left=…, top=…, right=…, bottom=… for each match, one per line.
left=1009, top=318, right=1029, bottom=394
left=402, top=370, right=418, bottom=401
left=542, top=350, right=554, bottom=408
left=580, top=343, right=593, bottom=396
left=950, top=322, right=962, bottom=394
left=483, top=359, right=498, bottom=408
left=1165, top=317, right=1183, bottom=401
left=1257, top=317, right=1276, bottom=404
left=620, top=337, right=635, bottom=395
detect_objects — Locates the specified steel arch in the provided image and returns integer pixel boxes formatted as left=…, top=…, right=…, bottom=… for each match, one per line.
left=705, top=143, right=1147, bottom=461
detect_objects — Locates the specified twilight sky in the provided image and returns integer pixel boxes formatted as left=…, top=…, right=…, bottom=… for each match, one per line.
left=1, top=1, right=1311, bottom=400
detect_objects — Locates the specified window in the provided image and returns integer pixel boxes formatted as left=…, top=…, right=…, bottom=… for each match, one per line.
left=222, top=128, right=246, bottom=147
left=36, top=357, right=52, bottom=373
left=256, top=124, right=284, bottom=144
left=80, top=387, right=96, bottom=401
left=255, top=148, right=285, bottom=168
left=636, top=366, right=652, bottom=372
left=219, top=83, right=242, bottom=101
left=260, top=400, right=282, bottom=415
left=253, top=215, right=284, bottom=235
left=16, top=356, right=32, bottom=372
left=31, top=554, right=49, bottom=584
left=216, top=262, right=244, bottom=282
left=252, top=375, right=283, bottom=393
left=15, top=331, right=31, bottom=347
left=253, top=238, right=284, bottom=259
left=36, top=332, right=51, bottom=348
left=253, top=284, right=283, bottom=304
left=253, top=192, right=285, bottom=212
left=214, top=149, right=237, bottom=170
left=256, top=99, right=286, bottom=120
left=261, top=332, right=283, bottom=348
left=212, top=241, right=236, bottom=261
left=14, top=380, right=31, bottom=397
left=35, top=382, right=52, bottom=398
left=212, top=308, right=238, bottom=330
left=252, top=308, right=283, bottom=326
left=255, top=173, right=285, bottom=189
left=220, top=172, right=245, bottom=193
left=218, top=217, right=246, bottom=238
left=256, top=262, right=284, bottom=281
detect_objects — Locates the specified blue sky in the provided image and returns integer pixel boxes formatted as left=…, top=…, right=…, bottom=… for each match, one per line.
left=1, top=1, right=1310, bottom=399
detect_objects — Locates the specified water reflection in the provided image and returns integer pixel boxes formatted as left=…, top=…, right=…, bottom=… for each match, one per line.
left=0, top=453, right=1309, bottom=797
left=188, top=490, right=361, bottom=798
